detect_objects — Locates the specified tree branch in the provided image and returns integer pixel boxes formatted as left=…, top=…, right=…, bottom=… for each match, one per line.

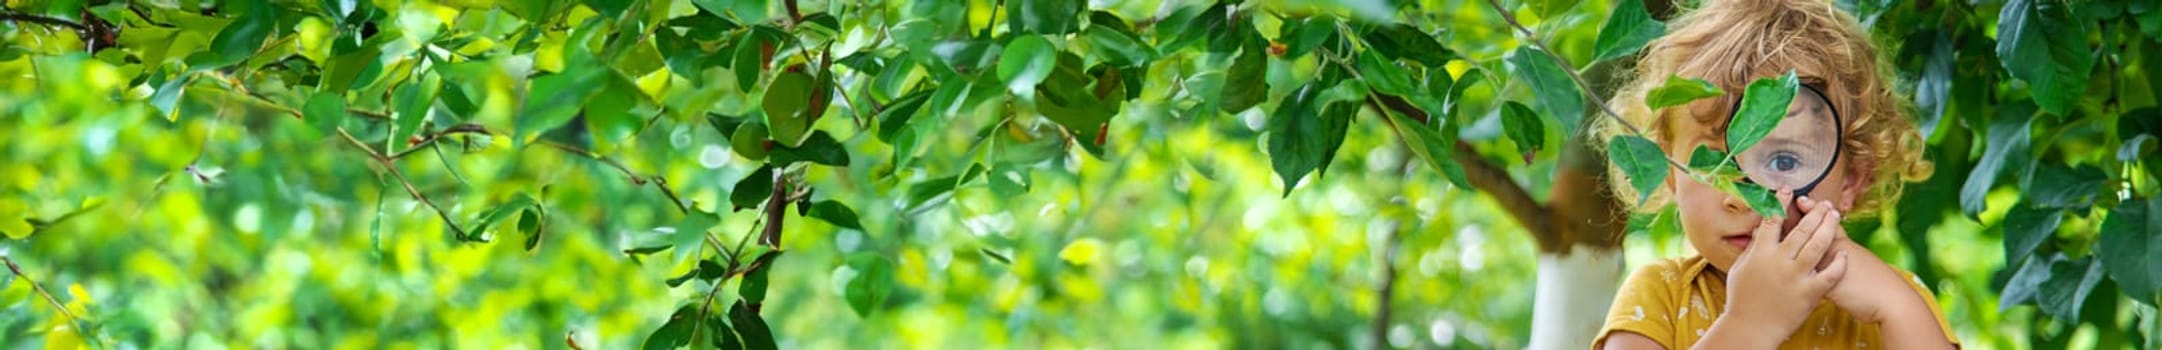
left=0, top=11, right=86, bottom=30
left=1370, top=219, right=1404, bottom=348
left=1481, top=0, right=1690, bottom=173
left=759, top=169, right=788, bottom=247
left=336, top=129, right=469, bottom=239
left=2, top=256, right=83, bottom=327
left=1369, top=94, right=1559, bottom=238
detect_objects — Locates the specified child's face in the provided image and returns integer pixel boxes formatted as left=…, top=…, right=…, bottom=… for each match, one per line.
left=1667, top=95, right=1863, bottom=273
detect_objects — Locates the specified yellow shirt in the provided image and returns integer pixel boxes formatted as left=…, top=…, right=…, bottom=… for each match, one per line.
left=1592, top=256, right=1959, bottom=349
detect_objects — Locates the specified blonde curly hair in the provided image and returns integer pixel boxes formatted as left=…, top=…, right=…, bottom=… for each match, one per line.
left=1597, top=0, right=1931, bottom=216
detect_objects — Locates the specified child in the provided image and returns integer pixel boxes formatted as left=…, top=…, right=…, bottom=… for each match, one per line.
left=1591, top=0, right=1957, bottom=349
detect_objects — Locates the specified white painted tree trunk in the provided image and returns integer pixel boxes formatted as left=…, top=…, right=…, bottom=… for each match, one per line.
left=1525, top=246, right=1625, bottom=350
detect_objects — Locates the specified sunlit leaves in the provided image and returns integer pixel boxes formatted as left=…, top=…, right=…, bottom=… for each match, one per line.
left=1645, top=75, right=1722, bottom=110
left=467, top=193, right=540, bottom=243
left=1996, top=0, right=2094, bottom=116
left=1386, top=109, right=1472, bottom=189
left=1007, top=0, right=1082, bottom=35
left=1508, top=47, right=1583, bottom=132
left=191, top=0, right=273, bottom=69
left=303, top=92, right=347, bottom=136
left=2001, top=253, right=2105, bottom=320
left=843, top=253, right=893, bottom=317
left=1607, top=135, right=1667, bottom=204
left=389, top=75, right=440, bottom=154
left=1724, top=71, right=1798, bottom=157
left=1591, top=0, right=1665, bottom=63
left=672, top=210, right=721, bottom=261
left=1355, top=51, right=1417, bottom=97
left=762, top=72, right=815, bottom=147
left=1034, top=54, right=1122, bottom=140
left=998, top=35, right=1057, bottom=95
left=2100, top=197, right=2162, bottom=307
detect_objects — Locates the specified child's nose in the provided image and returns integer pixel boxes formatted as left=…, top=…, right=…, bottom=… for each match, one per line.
left=1722, top=191, right=1751, bottom=214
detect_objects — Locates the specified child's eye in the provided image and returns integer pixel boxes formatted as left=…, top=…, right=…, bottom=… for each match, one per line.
left=1769, top=153, right=1802, bottom=172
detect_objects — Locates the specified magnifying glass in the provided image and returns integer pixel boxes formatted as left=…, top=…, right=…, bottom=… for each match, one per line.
left=1726, top=84, right=1843, bottom=209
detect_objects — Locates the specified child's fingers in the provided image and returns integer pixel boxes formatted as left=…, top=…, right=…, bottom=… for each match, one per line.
left=1753, top=188, right=1794, bottom=251
left=1780, top=200, right=1832, bottom=259
left=1815, top=250, right=1851, bottom=288
left=1796, top=204, right=1842, bottom=267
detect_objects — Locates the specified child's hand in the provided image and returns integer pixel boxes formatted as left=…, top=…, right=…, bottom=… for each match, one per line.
left=1719, top=189, right=1851, bottom=340
left=1795, top=197, right=1902, bottom=323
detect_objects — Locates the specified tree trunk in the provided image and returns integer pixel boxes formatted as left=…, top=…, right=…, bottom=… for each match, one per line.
left=1527, top=246, right=1626, bottom=350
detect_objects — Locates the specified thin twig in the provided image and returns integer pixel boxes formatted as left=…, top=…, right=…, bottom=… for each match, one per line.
left=2, top=257, right=83, bottom=326
left=336, top=129, right=469, bottom=239
left=1480, top=0, right=1692, bottom=173
left=533, top=140, right=722, bottom=251
left=1371, top=219, right=1403, bottom=349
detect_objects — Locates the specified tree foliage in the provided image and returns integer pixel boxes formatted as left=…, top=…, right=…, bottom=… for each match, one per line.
left=1, top=0, right=2160, bottom=348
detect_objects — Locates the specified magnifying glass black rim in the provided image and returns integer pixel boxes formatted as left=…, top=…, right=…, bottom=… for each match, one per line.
left=1723, top=83, right=1843, bottom=199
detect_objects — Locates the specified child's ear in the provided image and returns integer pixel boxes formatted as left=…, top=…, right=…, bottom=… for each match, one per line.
left=1837, top=162, right=1872, bottom=212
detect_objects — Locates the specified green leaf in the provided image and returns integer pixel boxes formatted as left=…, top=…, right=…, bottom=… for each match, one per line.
left=1387, top=108, right=1473, bottom=189
left=768, top=131, right=849, bottom=167
left=519, top=208, right=545, bottom=251
left=739, top=251, right=782, bottom=304
left=1529, top=0, right=1582, bottom=18
left=763, top=71, right=814, bottom=147
left=1360, top=24, right=1453, bottom=67
left=303, top=92, right=347, bottom=137
left=671, top=210, right=721, bottom=261
left=1509, top=47, right=1584, bottom=133
left=467, top=193, right=540, bottom=242
left=806, top=200, right=863, bottom=230
left=2001, top=204, right=2064, bottom=266
left=1008, top=0, right=1082, bottom=35
left=998, top=35, right=1057, bottom=95
left=1731, top=182, right=1784, bottom=218
left=1607, top=135, right=1668, bottom=204
left=876, top=91, right=933, bottom=143
left=735, top=31, right=766, bottom=92
left=2039, top=255, right=2104, bottom=321
left=1355, top=51, right=1417, bottom=97
left=389, top=76, right=440, bottom=154
left=667, top=259, right=728, bottom=287
left=641, top=305, right=697, bottom=350
left=704, top=310, right=742, bottom=349
left=1084, top=25, right=1153, bottom=67
left=1591, top=0, right=1665, bottom=63
left=732, top=166, right=776, bottom=212
left=1913, top=32, right=1954, bottom=140
left=1997, top=0, right=2095, bottom=116
left=1035, top=54, right=1120, bottom=135
left=1725, top=71, right=1798, bottom=157
left=1499, top=101, right=1546, bottom=157
left=191, top=0, right=273, bottom=69
left=1962, top=102, right=2039, bottom=217
left=1221, top=38, right=1269, bottom=114
left=844, top=253, right=895, bottom=317
left=988, top=163, right=1031, bottom=197
left=584, top=74, right=645, bottom=143
left=728, top=301, right=778, bottom=350
left=1280, top=17, right=1339, bottom=59
left=2022, top=164, right=2107, bottom=210
left=1645, top=75, right=1723, bottom=110
left=2099, top=197, right=2162, bottom=307
left=1265, top=84, right=1349, bottom=196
